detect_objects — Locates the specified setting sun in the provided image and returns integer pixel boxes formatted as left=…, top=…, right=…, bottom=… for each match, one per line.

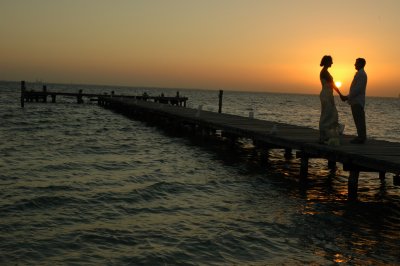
left=335, top=81, right=342, bottom=88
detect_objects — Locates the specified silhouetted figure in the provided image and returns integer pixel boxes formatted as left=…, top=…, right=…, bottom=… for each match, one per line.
left=142, top=92, right=149, bottom=101
left=341, top=58, right=368, bottom=144
left=77, top=89, right=83, bottom=104
left=159, top=93, right=168, bottom=104
left=171, top=91, right=180, bottom=105
left=319, top=55, right=342, bottom=144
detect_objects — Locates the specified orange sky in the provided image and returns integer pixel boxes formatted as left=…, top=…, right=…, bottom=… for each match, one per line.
left=1, top=0, right=399, bottom=97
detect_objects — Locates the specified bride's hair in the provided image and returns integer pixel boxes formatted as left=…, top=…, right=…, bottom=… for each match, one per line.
left=320, top=55, right=332, bottom=67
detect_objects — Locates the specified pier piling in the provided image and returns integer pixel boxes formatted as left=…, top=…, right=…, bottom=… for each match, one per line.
left=77, top=89, right=83, bottom=104
left=43, top=85, right=47, bottom=102
left=394, top=174, right=400, bottom=186
left=348, top=170, right=360, bottom=201
left=20, top=81, right=25, bottom=108
left=299, top=153, right=309, bottom=179
left=218, top=90, right=223, bottom=113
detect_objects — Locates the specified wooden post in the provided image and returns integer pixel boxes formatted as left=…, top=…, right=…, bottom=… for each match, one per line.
left=42, top=85, right=47, bottom=102
left=300, top=154, right=309, bottom=179
left=284, top=148, right=292, bottom=159
left=379, top=171, right=386, bottom=182
left=260, top=149, right=269, bottom=166
left=51, top=94, right=56, bottom=103
left=393, top=174, right=400, bottom=186
left=20, top=80, right=26, bottom=108
left=229, top=136, right=237, bottom=148
left=348, top=170, right=359, bottom=201
left=328, top=160, right=336, bottom=170
left=218, top=90, right=223, bottom=113
left=77, top=89, right=83, bottom=104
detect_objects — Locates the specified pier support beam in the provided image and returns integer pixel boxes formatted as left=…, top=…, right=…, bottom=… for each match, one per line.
left=394, top=174, right=400, bottom=186
left=260, top=149, right=269, bottom=166
left=300, top=154, right=309, bottom=179
left=328, top=160, right=336, bottom=170
left=379, top=171, right=386, bottom=182
left=77, top=89, right=83, bottom=104
left=348, top=170, right=359, bottom=201
left=218, top=90, right=223, bottom=113
left=20, top=81, right=25, bottom=108
left=284, top=148, right=292, bottom=159
left=42, top=85, right=47, bottom=102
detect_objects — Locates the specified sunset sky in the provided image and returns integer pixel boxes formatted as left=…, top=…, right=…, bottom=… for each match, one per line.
left=1, top=0, right=399, bottom=96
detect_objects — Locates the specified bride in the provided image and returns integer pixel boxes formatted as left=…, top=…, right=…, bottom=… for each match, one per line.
left=319, top=55, right=342, bottom=144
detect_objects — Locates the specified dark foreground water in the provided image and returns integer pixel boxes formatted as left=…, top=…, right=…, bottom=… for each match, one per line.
left=1, top=82, right=400, bottom=265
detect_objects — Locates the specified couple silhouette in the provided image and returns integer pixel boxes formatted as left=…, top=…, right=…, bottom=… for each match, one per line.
left=319, top=56, right=367, bottom=145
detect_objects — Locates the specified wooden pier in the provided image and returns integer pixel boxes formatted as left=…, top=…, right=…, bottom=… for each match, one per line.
left=98, top=96, right=400, bottom=200
left=19, top=81, right=188, bottom=107
left=18, top=81, right=400, bottom=200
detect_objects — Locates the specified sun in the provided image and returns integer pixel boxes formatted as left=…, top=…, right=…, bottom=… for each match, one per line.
left=335, top=81, right=342, bottom=88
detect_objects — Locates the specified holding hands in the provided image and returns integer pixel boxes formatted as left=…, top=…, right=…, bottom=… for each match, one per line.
left=333, top=83, right=348, bottom=102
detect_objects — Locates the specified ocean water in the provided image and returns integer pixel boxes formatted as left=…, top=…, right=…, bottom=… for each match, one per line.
left=1, top=81, right=400, bottom=265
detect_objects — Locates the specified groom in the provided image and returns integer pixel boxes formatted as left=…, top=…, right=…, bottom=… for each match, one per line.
left=341, top=58, right=368, bottom=144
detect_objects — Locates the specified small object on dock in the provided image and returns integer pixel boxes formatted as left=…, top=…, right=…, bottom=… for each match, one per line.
left=249, top=109, right=254, bottom=119
left=327, top=137, right=340, bottom=146
left=269, top=124, right=277, bottom=135
left=196, top=105, right=203, bottom=117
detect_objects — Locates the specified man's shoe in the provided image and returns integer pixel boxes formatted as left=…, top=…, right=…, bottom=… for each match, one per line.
left=350, top=138, right=366, bottom=144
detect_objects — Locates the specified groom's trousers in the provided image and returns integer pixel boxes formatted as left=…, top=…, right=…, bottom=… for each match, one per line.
left=351, top=104, right=366, bottom=140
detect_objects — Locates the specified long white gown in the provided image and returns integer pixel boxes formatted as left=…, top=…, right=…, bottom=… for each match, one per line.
left=319, top=74, right=339, bottom=142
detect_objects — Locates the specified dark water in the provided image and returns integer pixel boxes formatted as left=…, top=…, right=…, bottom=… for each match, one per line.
left=1, top=82, right=400, bottom=265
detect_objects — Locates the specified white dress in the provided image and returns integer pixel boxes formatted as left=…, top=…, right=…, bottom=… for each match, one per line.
left=319, top=72, right=339, bottom=142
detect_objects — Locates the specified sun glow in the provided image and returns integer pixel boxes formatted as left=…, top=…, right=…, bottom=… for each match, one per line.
left=335, top=81, right=342, bottom=88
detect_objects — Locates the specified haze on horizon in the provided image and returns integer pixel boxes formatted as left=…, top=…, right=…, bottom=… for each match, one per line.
left=1, top=0, right=400, bottom=97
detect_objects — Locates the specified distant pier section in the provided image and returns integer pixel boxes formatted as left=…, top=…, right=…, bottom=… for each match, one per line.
left=19, top=80, right=188, bottom=108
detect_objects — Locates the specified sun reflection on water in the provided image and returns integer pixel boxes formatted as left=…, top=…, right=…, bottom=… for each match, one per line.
left=334, top=253, right=349, bottom=263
